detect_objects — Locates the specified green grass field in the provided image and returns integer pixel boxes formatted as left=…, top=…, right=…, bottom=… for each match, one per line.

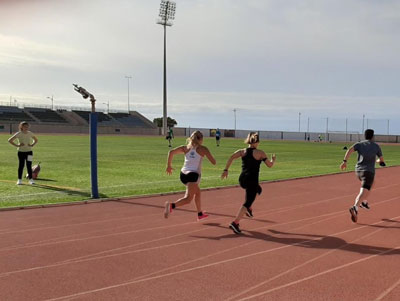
left=1, top=134, right=400, bottom=208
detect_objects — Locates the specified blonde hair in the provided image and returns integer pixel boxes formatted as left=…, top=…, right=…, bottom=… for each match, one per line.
left=19, top=121, right=30, bottom=131
left=187, top=130, right=203, bottom=148
left=244, top=132, right=259, bottom=144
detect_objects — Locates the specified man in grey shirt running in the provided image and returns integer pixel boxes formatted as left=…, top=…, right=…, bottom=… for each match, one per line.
left=340, top=129, right=385, bottom=223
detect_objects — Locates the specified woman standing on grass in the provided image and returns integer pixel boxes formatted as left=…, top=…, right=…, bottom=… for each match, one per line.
left=164, top=130, right=216, bottom=221
left=221, top=132, right=276, bottom=234
left=8, top=121, right=38, bottom=185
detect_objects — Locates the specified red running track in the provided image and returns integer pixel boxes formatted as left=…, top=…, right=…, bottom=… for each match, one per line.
left=0, top=167, right=399, bottom=300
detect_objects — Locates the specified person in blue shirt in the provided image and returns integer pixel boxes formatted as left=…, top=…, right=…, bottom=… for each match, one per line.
left=215, top=128, right=221, bottom=147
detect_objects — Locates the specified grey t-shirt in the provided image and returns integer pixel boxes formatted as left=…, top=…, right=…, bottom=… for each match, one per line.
left=353, top=140, right=383, bottom=173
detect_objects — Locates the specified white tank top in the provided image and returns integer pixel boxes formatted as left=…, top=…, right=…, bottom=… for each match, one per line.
left=181, top=146, right=203, bottom=174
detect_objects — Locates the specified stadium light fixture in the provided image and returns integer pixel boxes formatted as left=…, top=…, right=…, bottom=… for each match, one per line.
left=157, top=0, right=176, bottom=136
left=47, top=95, right=54, bottom=110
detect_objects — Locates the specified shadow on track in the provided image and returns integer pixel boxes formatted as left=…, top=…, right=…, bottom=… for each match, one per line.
left=190, top=223, right=399, bottom=256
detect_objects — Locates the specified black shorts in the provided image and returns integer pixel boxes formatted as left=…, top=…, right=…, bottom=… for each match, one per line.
left=180, top=172, right=200, bottom=185
left=356, top=171, right=375, bottom=190
left=216, top=136, right=220, bottom=141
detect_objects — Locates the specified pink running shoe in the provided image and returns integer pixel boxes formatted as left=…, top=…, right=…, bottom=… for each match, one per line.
left=197, top=212, right=209, bottom=221
left=164, top=202, right=172, bottom=218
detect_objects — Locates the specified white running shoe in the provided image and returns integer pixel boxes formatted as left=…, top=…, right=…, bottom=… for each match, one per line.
left=16, top=179, right=22, bottom=185
left=29, top=179, right=35, bottom=185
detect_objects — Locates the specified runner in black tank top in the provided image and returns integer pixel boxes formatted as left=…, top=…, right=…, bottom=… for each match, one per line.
left=222, top=132, right=276, bottom=234
left=240, top=147, right=262, bottom=182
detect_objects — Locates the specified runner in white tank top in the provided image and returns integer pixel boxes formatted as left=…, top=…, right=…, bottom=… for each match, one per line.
left=164, top=131, right=216, bottom=221
left=181, top=146, right=203, bottom=176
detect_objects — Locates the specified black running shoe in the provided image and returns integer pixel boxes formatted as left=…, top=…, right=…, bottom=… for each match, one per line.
left=245, top=208, right=253, bottom=218
left=349, top=206, right=358, bottom=223
left=229, top=222, right=241, bottom=234
left=360, top=202, right=370, bottom=210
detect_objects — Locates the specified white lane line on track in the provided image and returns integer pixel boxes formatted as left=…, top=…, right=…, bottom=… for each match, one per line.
left=0, top=201, right=353, bottom=279
left=43, top=215, right=400, bottom=301
left=46, top=192, right=360, bottom=264
left=131, top=211, right=347, bottom=282
left=0, top=189, right=397, bottom=279
left=375, top=277, right=400, bottom=301
left=0, top=187, right=356, bottom=252
left=238, top=246, right=400, bottom=301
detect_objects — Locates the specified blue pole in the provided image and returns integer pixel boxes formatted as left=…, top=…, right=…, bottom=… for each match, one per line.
left=89, top=113, right=99, bottom=198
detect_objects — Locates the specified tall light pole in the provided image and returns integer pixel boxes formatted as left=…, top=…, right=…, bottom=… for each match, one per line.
left=47, top=95, right=54, bottom=110
left=157, top=0, right=176, bottom=136
left=362, top=114, right=365, bottom=133
left=103, top=101, right=109, bottom=114
left=125, top=76, right=132, bottom=113
left=387, top=119, right=390, bottom=135
left=326, top=117, right=329, bottom=142
left=298, top=112, right=301, bottom=132
left=233, top=108, right=237, bottom=132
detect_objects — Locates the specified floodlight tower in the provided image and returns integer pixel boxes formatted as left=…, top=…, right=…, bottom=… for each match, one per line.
left=157, top=0, right=176, bottom=136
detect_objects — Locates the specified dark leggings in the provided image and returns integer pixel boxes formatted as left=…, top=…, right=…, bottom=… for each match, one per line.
left=239, top=174, right=262, bottom=209
left=18, top=151, right=33, bottom=179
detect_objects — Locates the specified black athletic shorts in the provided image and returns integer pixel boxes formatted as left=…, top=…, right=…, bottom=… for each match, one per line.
left=180, top=172, right=200, bottom=185
left=356, top=171, right=375, bottom=190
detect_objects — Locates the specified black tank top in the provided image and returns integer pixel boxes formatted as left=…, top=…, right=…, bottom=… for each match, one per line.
left=241, top=148, right=262, bottom=176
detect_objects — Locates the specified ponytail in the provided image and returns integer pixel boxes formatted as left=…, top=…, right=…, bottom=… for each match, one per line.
left=244, top=132, right=259, bottom=144
left=187, top=130, right=203, bottom=148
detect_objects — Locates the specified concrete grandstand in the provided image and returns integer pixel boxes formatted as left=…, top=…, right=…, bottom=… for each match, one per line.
left=0, top=105, right=158, bottom=135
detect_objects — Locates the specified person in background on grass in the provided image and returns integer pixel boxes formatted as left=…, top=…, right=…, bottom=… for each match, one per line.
left=8, top=121, right=38, bottom=185
left=340, top=129, right=385, bottom=223
left=164, top=130, right=216, bottom=221
left=166, top=127, right=174, bottom=147
left=215, top=128, right=221, bottom=147
left=221, top=132, right=276, bottom=234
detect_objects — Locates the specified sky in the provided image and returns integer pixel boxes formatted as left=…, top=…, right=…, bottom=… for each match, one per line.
left=0, top=0, right=399, bottom=134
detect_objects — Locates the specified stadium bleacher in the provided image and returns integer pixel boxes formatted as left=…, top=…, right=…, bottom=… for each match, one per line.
left=109, top=113, right=151, bottom=127
left=25, top=107, right=68, bottom=123
left=72, top=110, right=120, bottom=125
left=0, top=105, right=156, bottom=129
left=0, top=106, right=34, bottom=122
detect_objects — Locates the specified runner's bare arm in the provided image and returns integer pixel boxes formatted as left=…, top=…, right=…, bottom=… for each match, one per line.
left=221, top=149, right=244, bottom=179
left=166, top=146, right=186, bottom=175
left=29, top=136, right=38, bottom=147
left=377, top=156, right=386, bottom=167
left=262, top=151, right=276, bottom=168
left=203, top=147, right=216, bottom=165
left=340, top=146, right=355, bottom=170
left=8, top=133, right=21, bottom=147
